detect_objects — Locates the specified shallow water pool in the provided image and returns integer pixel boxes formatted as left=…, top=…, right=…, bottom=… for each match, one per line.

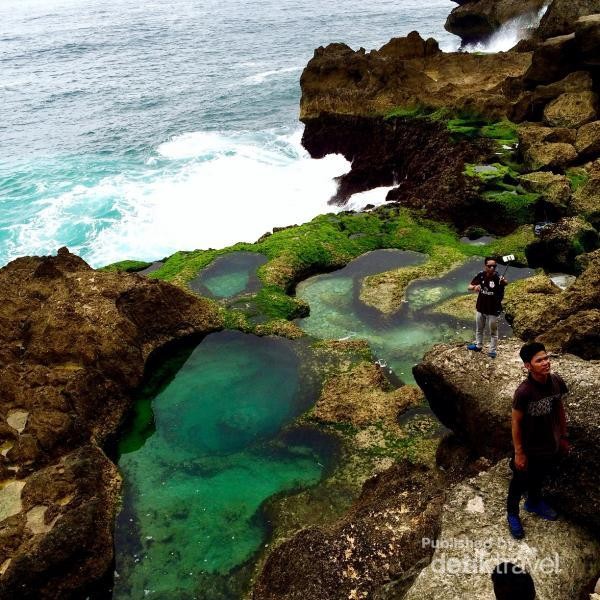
left=113, top=330, right=328, bottom=599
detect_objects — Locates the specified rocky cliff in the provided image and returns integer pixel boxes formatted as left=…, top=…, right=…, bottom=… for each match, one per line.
left=0, top=248, right=221, bottom=598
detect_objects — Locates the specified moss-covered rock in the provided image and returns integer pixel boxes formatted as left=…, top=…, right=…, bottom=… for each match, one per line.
left=98, top=259, right=153, bottom=273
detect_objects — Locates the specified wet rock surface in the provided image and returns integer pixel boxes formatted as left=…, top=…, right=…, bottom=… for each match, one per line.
left=0, top=248, right=221, bottom=597
left=413, top=340, right=600, bottom=532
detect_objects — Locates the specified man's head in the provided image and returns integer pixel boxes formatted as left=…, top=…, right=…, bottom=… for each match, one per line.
left=484, top=256, right=498, bottom=273
left=519, top=342, right=550, bottom=379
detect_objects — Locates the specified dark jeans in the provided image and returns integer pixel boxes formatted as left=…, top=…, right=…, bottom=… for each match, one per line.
left=506, top=454, right=556, bottom=515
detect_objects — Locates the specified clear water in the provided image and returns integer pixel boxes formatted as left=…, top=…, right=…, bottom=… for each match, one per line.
left=114, top=330, right=328, bottom=599
left=297, top=254, right=534, bottom=382
left=189, top=252, right=268, bottom=299
left=0, top=0, right=458, bottom=268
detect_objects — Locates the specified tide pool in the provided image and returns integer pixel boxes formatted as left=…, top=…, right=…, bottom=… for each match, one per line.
left=189, top=252, right=268, bottom=299
left=297, top=254, right=534, bottom=382
left=113, top=330, right=328, bottom=599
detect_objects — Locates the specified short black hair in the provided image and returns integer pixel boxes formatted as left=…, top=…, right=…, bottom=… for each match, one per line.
left=484, top=256, right=497, bottom=265
left=492, top=562, right=535, bottom=599
left=519, top=342, right=546, bottom=364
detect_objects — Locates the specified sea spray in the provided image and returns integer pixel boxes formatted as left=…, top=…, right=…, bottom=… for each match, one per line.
left=465, top=4, right=550, bottom=53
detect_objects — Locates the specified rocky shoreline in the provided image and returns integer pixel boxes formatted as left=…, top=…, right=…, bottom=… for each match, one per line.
left=1, top=0, right=599, bottom=598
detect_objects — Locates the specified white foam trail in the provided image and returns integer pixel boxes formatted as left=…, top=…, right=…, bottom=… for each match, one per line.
left=242, top=66, right=302, bottom=85
left=466, top=4, right=550, bottom=53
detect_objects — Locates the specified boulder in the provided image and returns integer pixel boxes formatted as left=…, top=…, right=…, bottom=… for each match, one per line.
left=536, top=0, right=600, bottom=40
left=503, top=251, right=600, bottom=359
left=252, top=461, right=446, bottom=600
left=377, top=31, right=441, bottom=59
left=525, top=216, right=599, bottom=271
left=445, top=0, right=547, bottom=44
left=413, top=340, right=600, bottom=532
left=521, top=34, right=577, bottom=87
left=403, top=461, right=600, bottom=600
left=511, top=71, right=593, bottom=122
left=518, top=171, right=571, bottom=208
left=576, top=120, right=600, bottom=158
left=574, top=14, right=600, bottom=66
left=543, top=91, right=598, bottom=129
left=523, top=141, right=577, bottom=171
left=0, top=446, right=120, bottom=599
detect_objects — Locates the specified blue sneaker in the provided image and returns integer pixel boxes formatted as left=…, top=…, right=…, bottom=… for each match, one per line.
left=524, top=499, right=558, bottom=520
left=467, top=343, right=482, bottom=352
left=488, top=351, right=497, bottom=359
left=507, top=513, right=524, bottom=539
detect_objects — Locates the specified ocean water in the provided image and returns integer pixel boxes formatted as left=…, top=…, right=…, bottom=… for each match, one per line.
left=0, top=0, right=458, bottom=268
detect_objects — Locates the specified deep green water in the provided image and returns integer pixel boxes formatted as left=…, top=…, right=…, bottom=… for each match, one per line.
left=188, top=252, right=268, bottom=299
left=297, top=253, right=534, bottom=382
left=113, top=330, right=327, bottom=599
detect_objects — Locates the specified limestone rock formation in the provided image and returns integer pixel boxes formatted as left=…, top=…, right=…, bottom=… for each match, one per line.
left=445, top=0, right=547, bottom=44
left=522, top=141, right=577, bottom=171
left=576, top=121, right=600, bottom=158
left=403, top=461, right=600, bottom=600
left=518, top=172, right=571, bottom=208
left=543, top=91, right=598, bottom=129
left=252, top=461, right=445, bottom=600
left=503, top=250, right=600, bottom=358
left=0, top=248, right=221, bottom=597
left=536, top=0, right=600, bottom=40
left=413, top=340, right=600, bottom=531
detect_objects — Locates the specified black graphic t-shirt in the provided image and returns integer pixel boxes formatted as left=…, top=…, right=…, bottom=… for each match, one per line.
left=470, top=271, right=504, bottom=315
left=512, top=373, right=568, bottom=457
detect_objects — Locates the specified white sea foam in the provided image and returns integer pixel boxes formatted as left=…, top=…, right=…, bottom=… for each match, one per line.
left=466, top=4, right=549, bottom=53
left=346, top=186, right=395, bottom=211
left=242, top=66, right=302, bottom=85
left=6, top=128, right=369, bottom=267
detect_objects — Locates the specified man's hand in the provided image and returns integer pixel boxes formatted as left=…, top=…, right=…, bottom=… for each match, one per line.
left=559, top=438, right=571, bottom=455
left=500, top=276, right=508, bottom=285
left=469, top=284, right=481, bottom=292
left=515, top=450, right=527, bottom=471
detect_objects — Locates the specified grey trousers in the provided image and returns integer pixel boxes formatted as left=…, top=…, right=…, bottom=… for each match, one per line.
left=475, top=311, right=498, bottom=352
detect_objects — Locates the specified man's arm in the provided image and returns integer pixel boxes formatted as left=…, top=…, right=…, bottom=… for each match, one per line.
left=512, top=408, right=527, bottom=470
left=558, top=398, right=570, bottom=454
left=468, top=276, right=480, bottom=292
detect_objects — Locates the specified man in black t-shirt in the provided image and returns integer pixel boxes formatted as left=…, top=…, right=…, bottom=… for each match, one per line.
left=506, top=342, right=569, bottom=540
left=467, top=256, right=507, bottom=358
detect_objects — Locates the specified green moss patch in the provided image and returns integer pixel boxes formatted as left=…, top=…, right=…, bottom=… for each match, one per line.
left=566, top=167, right=590, bottom=192
left=99, top=259, right=153, bottom=273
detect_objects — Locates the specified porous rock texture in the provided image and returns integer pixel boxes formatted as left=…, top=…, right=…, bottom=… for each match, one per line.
left=413, top=340, right=600, bottom=533
left=252, top=460, right=445, bottom=600
left=0, top=248, right=221, bottom=598
left=503, top=249, right=600, bottom=357
left=402, top=461, right=600, bottom=600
